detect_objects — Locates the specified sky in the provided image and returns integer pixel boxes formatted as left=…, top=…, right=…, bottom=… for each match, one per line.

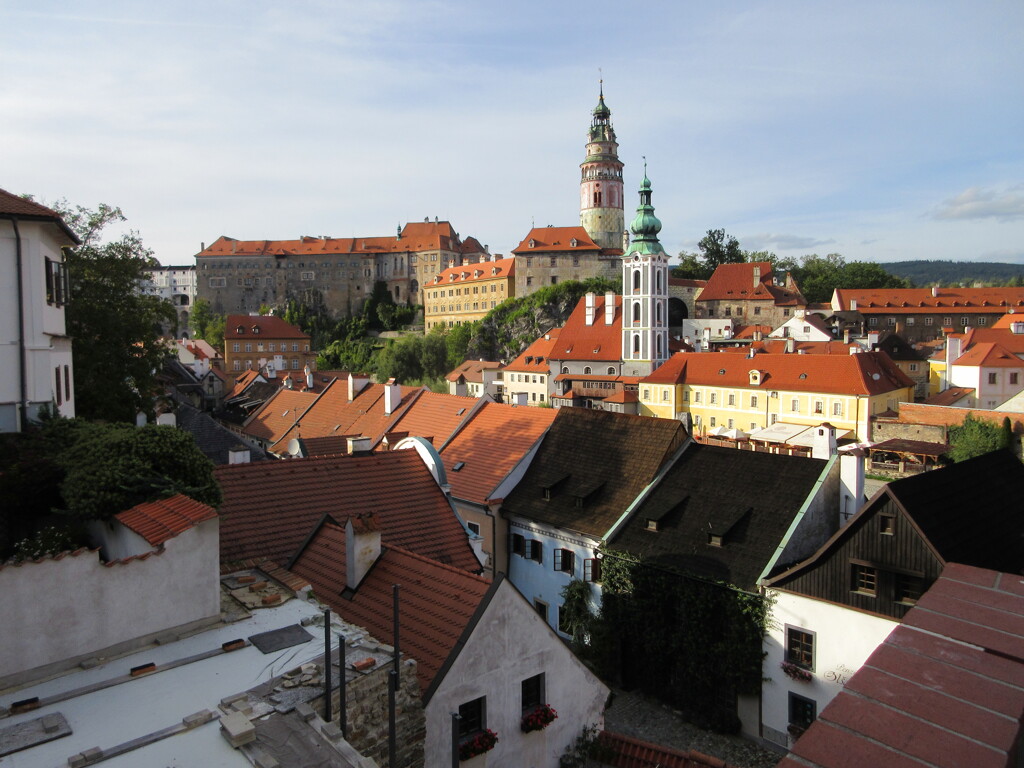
left=2, top=1, right=1023, bottom=267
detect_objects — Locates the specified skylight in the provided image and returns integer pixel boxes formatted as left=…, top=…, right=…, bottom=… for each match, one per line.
left=453, top=461, right=465, bottom=471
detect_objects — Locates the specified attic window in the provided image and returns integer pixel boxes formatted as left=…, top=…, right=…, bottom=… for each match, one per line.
left=719, top=369, right=726, bottom=375
left=456, top=408, right=466, bottom=415
left=645, top=519, right=659, bottom=532
left=252, top=326, right=260, bottom=334
left=708, top=533, right=723, bottom=547
left=799, top=373, right=808, bottom=379
left=879, top=514, right=895, bottom=535
left=529, top=239, right=536, bottom=248
left=453, top=461, right=465, bottom=471
left=570, top=238, right=578, bottom=247
left=236, top=326, right=244, bottom=334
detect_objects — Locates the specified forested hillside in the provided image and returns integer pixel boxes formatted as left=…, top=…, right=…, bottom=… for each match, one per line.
left=880, top=260, right=1024, bottom=286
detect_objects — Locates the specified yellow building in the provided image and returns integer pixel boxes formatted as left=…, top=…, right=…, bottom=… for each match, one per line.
left=423, top=257, right=515, bottom=331
left=639, top=351, right=916, bottom=443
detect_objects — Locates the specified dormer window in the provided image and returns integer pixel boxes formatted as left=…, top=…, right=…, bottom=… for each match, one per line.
left=570, top=238, right=578, bottom=247
left=645, top=519, right=659, bottom=532
left=452, top=461, right=465, bottom=472
left=749, top=369, right=762, bottom=386
left=529, top=239, right=536, bottom=248
left=252, top=326, right=260, bottom=334
left=708, top=533, right=723, bottom=547
left=236, top=326, right=245, bottom=334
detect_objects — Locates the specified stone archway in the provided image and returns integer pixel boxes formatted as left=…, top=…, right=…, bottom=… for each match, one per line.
left=669, top=297, right=687, bottom=327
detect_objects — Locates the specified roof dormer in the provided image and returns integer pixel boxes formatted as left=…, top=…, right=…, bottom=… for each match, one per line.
left=529, top=239, right=536, bottom=248
left=749, top=369, right=763, bottom=386
left=252, top=325, right=260, bottom=334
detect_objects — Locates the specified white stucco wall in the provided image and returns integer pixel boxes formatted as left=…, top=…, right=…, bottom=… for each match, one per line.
left=506, top=517, right=602, bottom=637
left=0, top=520, right=220, bottom=683
left=760, top=589, right=897, bottom=750
left=426, top=579, right=608, bottom=768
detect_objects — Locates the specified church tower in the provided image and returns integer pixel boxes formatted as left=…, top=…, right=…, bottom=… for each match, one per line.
left=579, top=82, right=625, bottom=251
left=621, top=166, right=669, bottom=374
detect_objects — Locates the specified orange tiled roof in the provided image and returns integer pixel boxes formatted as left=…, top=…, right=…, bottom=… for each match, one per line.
left=290, top=526, right=492, bottom=695
left=953, top=342, right=1024, bottom=368
left=697, top=262, right=805, bottom=306
left=115, top=494, right=217, bottom=546
left=198, top=221, right=468, bottom=259
left=550, top=294, right=623, bottom=362
left=602, top=390, right=639, bottom=404
left=511, top=226, right=601, bottom=254
left=668, top=277, right=707, bottom=288
left=720, top=340, right=858, bottom=355
left=504, top=329, right=562, bottom=373
left=227, top=369, right=262, bottom=399
left=0, top=188, right=80, bottom=243
left=225, top=315, right=309, bottom=341
left=596, top=731, right=734, bottom=768
left=440, top=401, right=556, bottom=506
left=992, top=313, right=1024, bottom=329
left=957, top=327, right=1024, bottom=357
left=894, top=402, right=1024, bottom=433
left=429, top=257, right=514, bottom=286
left=216, top=451, right=480, bottom=572
left=243, top=388, right=318, bottom=443
left=444, top=359, right=504, bottom=383
left=922, top=387, right=975, bottom=406
left=834, top=287, right=1024, bottom=314
left=642, top=351, right=914, bottom=395
left=731, top=324, right=775, bottom=339
left=382, top=391, right=480, bottom=449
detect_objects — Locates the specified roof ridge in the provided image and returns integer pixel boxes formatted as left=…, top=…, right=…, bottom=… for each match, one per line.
left=382, top=543, right=492, bottom=585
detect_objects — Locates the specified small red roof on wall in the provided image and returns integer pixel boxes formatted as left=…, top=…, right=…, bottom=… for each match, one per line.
left=115, top=494, right=218, bottom=546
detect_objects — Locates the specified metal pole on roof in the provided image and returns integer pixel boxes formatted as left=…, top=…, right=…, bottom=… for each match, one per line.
left=323, top=609, right=332, bottom=724
left=451, top=713, right=461, bottom=768
left=339, top=631, right=347, bottom=737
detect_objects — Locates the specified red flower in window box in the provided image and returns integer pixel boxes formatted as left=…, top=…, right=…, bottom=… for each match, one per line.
left=459, top=728, right=498, bottom=761
left=781, top=661, right=812, bottom=683
left=520, top=703, right=558, bottom=732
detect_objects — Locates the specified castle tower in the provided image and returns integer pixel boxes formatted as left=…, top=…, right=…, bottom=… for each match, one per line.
left=621, top=166, right=669, bottom=374
left=579, top=82, right=625, bottom=251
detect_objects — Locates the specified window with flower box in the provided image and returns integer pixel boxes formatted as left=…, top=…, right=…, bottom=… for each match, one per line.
left=785, top=626, right=814, bottom=671
left=458, top=697, right=485, bottom=738
left=521, top=673, right=544, bottom=711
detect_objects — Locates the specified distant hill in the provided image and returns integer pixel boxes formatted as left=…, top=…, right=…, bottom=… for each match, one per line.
left=880, top=260, right=1024, bottom=287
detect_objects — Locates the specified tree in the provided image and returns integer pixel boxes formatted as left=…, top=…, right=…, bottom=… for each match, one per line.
left=57, top=421, right=221, bottom=521
left=697, top=228, right=744, bottom=273
left=671, top=251, right=707, bottom=280
left=190, top=297, right=225, bottom=350
left=789, top=253, right=911, bottom=303
left=56, top=201, right=177, bottom=422
left=947, top=414, right=1012, bottom=463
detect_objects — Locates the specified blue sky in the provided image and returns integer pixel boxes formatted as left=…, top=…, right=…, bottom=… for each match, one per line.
left=3, top=1, right=1023, bottom=266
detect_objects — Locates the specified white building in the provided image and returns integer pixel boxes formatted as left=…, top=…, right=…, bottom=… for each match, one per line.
left=140, top=264, right=197, bottom=334
left=0, top=190, right=79, bottom=430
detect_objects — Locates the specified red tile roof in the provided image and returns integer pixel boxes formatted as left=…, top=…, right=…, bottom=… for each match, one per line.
left=382, top=390, right=481, bottom=449
left=549, top=294, right=623, bottom=362
left=952, top=327, right=1024, bottom=357
left=953, top=341, right=1024, bottom=368
left=834, top=287, right=1024, bottom=314
left=504, top=329, right=563, bottom=373
left=115, top=494, right=218, bottom=546
left=216, top=451, right=480, bottom=572
left=439, top=401, right=557, bottom=505
left=781, top=564, right=1024, bottom=768
left=243, top=388, right=318, bottom=443
left=698, top=262, right=804, bottom=305
left=891, top=403, right=1024, bottom=434
left=444, top=359, right=504, bottom=383
left=227, top=369, right=263, bottom=400
left=289, top=524, right=492, bottom=694
left=511, top=226, right=601, bottom=254
left=198, top=221, right=473, bottom=259
left=720, top=340, right=858, bottom=355
left=641, top=351, right=915, bottom=395
left=668, top=277, right=707, bottom=288
left=922, top=387, right=975, bottom=406
left=0, top=188, right=80, bottom=243
left=597, top=731, right=737, bottom=768
left=225, top=315, right=309, bottom=341
left=602, top=390, right=639, bottom=403
left=429, top=257, right=514, bottom=286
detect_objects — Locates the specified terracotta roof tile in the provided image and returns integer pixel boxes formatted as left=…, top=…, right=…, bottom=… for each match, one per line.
left=549, top=294, right=623, bottom=362
left=243, top=388, right=318, bottom=443
left=290, top=526, right=492, bottom=694
left=895, top=402, right=1024, bottom=434
left=0, top=188, right=80, bottom=243
left=720, top=340, right=858, bottom=355
left=921, top=386, right=974, bottom=406
left=835, top=287, right=1024, bottom=314
left=953, top=341, right=1024, bottom=367
left=511, top=226, right=600, bottom=254
left=697, top=262, right=776, bottom=302
left=641, top=351, right=915, bottom=395
left=383, top=391, right=480, bottom=449
left=444, top=360, right=504, bottom=383
left=114, top=494, right=218, bottom=546
left=216, top=451, right=480, bottom=573
left=429, top=257, right=514, bottom=286
left=225, top=315, right=309, bottom=340
left=440, top=401, right=556, bottom=505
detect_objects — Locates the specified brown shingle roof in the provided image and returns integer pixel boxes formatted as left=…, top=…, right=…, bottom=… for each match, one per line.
left=511, top=226, right=600, bottom=254
left=290, top=524, right=492, bottom=695
left=225, top=315, right=310, bottom=341
left=115, top=494, right=217, bottom=546
left=501, top=409, right=687, bottom=535
left=0, top=188, right=80, bottom=244
left=216, top=451, right=480, bottom=573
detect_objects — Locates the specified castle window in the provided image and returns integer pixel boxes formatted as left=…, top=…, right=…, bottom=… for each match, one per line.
left=633, top=270, right=641, bottom=292
left=633, top=302, right=641, bottom=323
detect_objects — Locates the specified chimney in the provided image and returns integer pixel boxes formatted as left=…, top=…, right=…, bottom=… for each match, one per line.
left=946, top=335, right=963, bottom=367
left=156, top=412, right=177, bottom=427
left=843, top=328, right=851, bottom=344
left=868, top=331, right=880, bottom=348
left=839, top=448, right=865, bottom=526
left=752, top=266, right=761, bottom=288
left=753, top=330, right=762, bottom=342
left=348, top=373, right=370, bottom=402
left=811, top=423, right=837, bottom=460
left=345, top=513, right=381, bottom=590
left=347, top=436, right=372, bottom=455
left=284, top=376, right=293, bottom=389
left=228, top=445, right=251, bottom=464
left=931, top=286, right=940, bottom=297
left=384, top=377, right=401, bottom=414
left=585, top=292, right=596, bottom=326
left=1012, top=321, right=1024, bottom=335
left=785, top=337, right=795, bottom=354
left=604, top=291, right=615, bottom=325
left=304, top=363, right=313, bottom=390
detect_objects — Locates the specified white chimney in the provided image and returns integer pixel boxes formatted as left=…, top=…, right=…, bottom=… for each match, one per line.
left=786, top=337, right=795, bottom=354
left=284, top=376, right=293, bottom=390
left=347, top=436, right=372, bottom=454
left=384, top=377, right=401, bottom=414
left=585, top=292, right=596, bottom=326
left=348, top=373, right=370, bottom=402
left=604, top=291, right=616, bottom=325
left=868, top=331, right=880, bottom=348
left=839, top=448, right=865, bottom=526
left=811, top=423, right=837, bottom=460
left=843, top=328, right=851, bottom=344
left=345, top=513, right=381, bottom=590
left=946, top=335, right=964, bottom=367
left=304, top=364, right=313, bottom=390
left=228, top=445, right=251, bottom=464
left=931, top=286, right=940, bottom=297
left=156, top=413, right=177, bottom=427
left=752, top=266, right=761, bottom=288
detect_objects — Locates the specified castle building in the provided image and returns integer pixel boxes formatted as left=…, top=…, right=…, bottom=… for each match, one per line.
left=512, top=85, right=626, bottom=297
left=423, top=256, right=515, bottom=331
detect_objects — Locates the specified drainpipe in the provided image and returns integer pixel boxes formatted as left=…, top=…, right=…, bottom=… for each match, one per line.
left=10, top=219, right=28, bottom=430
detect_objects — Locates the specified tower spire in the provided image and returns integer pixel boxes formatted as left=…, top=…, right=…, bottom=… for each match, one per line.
left=579, top=82, right=624, bottom=251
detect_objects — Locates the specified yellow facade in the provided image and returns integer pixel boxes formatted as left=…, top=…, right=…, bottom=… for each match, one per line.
left=423, top=257, right=515, bottom=331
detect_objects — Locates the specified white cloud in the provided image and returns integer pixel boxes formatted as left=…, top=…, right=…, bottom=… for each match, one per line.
left=932, top=185, right=1024, bottom=222
left=741, top=233, right=837, bottom=252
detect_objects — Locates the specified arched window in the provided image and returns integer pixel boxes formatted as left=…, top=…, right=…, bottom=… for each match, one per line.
left=633, top=334, right=640, bottom=354
left=633, top=270, right=641, bottom=291
left=656, top=302, right=662, bottom=324
left=561, top=366, right=569, bottom=374
left=656, top=335, right=663, bottom=357
left=607, top=367, right=615, bottom=375
left=584, top=366, right=592, bottom=375
left=656, top=271, right=663, bottom=293
left=633, top=302, right=641, bottom=323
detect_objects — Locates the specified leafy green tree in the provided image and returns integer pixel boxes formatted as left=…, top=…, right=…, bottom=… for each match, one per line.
left=947, top=414, right=1012, bottom=463
left=789, top=253, right=911, bottom=303
left=697, top=228, right=744, bottom=273
left=56, top=202, right=177, bottom=422
left=190, top=298, right=215, bottom=340
left=671, top=251, right=707, bottom=280
left=57, top=421, right=221, bottom=521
